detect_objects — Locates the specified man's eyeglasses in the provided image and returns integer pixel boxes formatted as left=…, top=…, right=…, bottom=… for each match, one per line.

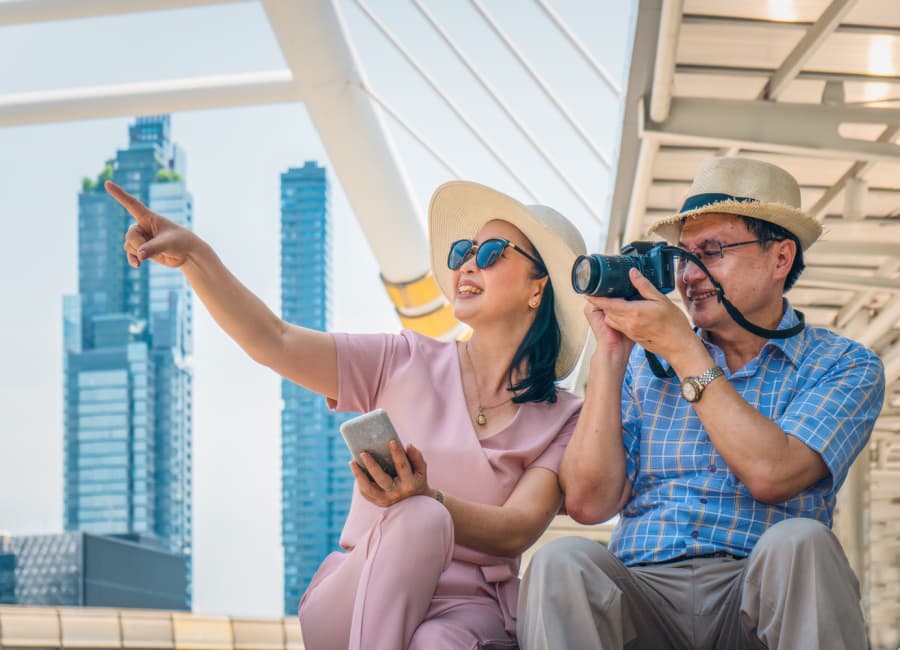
left=448, top=238, right=546, bottom=273
left=675, top=238, right=780, bottom=271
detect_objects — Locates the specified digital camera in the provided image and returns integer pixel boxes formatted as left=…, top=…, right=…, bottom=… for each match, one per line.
left=571, top=241, right=678, bottom=300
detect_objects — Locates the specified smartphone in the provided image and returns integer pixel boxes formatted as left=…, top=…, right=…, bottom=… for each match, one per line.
left=339, top=409, right=408, bottom=479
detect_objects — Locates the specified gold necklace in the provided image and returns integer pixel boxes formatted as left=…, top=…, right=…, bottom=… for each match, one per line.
left=464, top=342, right=513, bottom=426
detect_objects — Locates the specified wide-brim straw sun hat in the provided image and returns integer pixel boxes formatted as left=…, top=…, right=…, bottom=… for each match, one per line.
left=647, top=156, right=822, bottom=251
left=429, top=181, right=588, bottom=379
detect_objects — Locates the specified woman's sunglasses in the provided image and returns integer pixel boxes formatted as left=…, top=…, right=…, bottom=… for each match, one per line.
left=448, top=238, right=546, bottom=274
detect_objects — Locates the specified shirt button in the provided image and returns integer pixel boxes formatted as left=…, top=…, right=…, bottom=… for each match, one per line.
left=708, top=464, right=717, bottom=473
left=691, top=530, right=699, bottom=538
left=699, top=498, right=708, bottom=504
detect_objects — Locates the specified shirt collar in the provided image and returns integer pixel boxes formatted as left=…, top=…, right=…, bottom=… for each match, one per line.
left=699, top=299, right=804, bottom=369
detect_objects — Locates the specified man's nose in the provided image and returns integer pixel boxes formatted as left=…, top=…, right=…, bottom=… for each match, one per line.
left=679, top=256, right=705, bottom=281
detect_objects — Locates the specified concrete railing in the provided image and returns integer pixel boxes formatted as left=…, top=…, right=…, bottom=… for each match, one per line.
left=0, top=606, right=304, bottom=650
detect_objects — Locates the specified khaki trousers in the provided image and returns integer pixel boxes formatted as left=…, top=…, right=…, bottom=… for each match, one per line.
left=517, top=518, right=867, bottom=650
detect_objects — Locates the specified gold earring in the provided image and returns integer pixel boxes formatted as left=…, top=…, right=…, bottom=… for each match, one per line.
left=529, top=298, right=539, bottom=309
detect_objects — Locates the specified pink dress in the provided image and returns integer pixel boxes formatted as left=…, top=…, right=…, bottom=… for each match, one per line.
left=297, top=330, right=581, bottom=650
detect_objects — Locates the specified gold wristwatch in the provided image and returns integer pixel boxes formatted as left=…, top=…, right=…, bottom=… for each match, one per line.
left=680, top=365, right=725, bottom=403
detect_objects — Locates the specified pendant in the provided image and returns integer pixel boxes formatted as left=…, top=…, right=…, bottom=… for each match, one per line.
left=476, top=409, right=487, bottom=426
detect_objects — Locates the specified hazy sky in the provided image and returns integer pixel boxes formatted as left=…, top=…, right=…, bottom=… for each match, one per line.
left=0, top=0, right=633, bottom=617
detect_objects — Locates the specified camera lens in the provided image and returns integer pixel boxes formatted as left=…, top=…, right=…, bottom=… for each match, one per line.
left=571, top=254, right=641, bottom=298
left=572, top=256, right=599, bottom=294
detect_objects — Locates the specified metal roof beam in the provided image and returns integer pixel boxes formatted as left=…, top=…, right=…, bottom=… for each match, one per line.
left=470, top=0, right=611, bottom=170
left=361, top=86, right=462, bottom=179
left=415, top=0, right=603, bottom=220
left=0, top=71, right=298, bottom=127
left=677, top=64, right=900, bottom=85
left=534, top=0, right=621, bottom=97
left=876, top=352, right=900, bottom=380
left=0, top=0, right=247, bottom=25
left=833, top=260, right=900, bottom=329
left=652, top=177, right=900, bottom=195
left=350, top=0, right=541, bottom=203
left=808, top=126, right=900, bottom=220
left=811, top=241, right=900, bottom=258
left=623, top=135, right=658, bottom=244
left=857, top=298, right=900, bottom=348
left=260, top=0, right=463, bottom=339
left=682, top=13, right=900, bottom=37
left=644, top=97, right=900, bottom=162
left=649, top=0, right=683, bottom=122
left=761, top=0, right=858, bottom=101
left=797, top=270, right=900, bottom=293
left=605, top=0, right=664, bottom=254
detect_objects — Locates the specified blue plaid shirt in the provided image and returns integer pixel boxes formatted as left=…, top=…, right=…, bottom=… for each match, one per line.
left=609, top=302, right=885, bottom=566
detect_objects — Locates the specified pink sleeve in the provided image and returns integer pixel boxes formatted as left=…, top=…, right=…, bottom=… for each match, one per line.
left=526, top=407, right=579, bottom=474
left=326, top=332, right=412, bottom=413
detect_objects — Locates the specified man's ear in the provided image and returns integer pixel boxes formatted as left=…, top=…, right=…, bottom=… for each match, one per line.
left=772, top=238, right=797, bottom=282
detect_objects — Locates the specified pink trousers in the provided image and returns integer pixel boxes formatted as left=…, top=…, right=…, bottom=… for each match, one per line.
left=298, top=496, right=518, bottom=650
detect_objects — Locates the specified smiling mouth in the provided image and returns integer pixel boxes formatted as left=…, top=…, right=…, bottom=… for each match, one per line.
left=690, top=290, right=717, bottom=302
left=457, top=285, right=483, bottom=296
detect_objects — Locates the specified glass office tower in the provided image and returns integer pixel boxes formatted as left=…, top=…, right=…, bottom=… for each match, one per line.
left=280, top=161, right=354, bottom=614
left=63, top=115, right=193, bottom=603
left=0, top=533, right=15, bottom=604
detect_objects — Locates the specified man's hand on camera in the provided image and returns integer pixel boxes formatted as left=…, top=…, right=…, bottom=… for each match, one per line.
left=584, top=298, right=634, bottom=370
left=590, top=268, right=695, bottom=365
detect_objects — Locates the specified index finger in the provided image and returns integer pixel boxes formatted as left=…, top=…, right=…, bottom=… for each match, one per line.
left=628, top=268, right=667, bottom=301
left=105, top=180, right=153, bottom=229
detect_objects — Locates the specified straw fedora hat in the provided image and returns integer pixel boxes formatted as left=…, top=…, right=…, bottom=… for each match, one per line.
left=429, top=181, right=588, bottom=379
left=647, top=157, right=822, bottom=251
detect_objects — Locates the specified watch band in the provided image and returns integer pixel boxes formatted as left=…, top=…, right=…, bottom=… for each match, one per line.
left=681, top=365, right=725, bottom=402
left=695, top=365, right=725, bottom=386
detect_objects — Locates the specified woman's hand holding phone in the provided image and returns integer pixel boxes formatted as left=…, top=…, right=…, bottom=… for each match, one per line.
left=350, top=441, right=434, bottom=508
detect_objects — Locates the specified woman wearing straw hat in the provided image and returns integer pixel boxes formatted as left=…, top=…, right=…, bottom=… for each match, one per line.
left=108, top=178, right=587, bottom=649
left=518, top=156, right=884, bottom=650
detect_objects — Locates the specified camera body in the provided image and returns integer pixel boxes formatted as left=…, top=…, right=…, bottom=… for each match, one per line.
left=571, top=241, right=678, bottom=300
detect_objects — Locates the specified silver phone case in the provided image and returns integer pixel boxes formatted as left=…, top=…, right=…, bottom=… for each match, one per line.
left=339, top=409, right=405, bottom=478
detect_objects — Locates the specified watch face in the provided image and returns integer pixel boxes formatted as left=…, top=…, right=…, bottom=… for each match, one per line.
left=681, top=380, right=700, bottom=402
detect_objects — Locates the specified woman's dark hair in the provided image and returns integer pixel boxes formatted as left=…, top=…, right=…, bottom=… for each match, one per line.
left=739, top=216, right=805, bottom=291
left=506, top=252, right=560, bottom=405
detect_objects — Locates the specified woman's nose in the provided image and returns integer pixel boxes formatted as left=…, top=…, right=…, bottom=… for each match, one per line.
left=459, top=251, right=479, bottom=272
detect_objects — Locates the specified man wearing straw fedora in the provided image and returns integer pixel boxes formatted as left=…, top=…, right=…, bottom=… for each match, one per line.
left=518, top=157, right=885, bottom=649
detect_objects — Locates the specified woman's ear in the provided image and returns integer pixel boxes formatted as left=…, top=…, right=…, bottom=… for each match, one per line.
left=529, top=277, right=548, bottom=309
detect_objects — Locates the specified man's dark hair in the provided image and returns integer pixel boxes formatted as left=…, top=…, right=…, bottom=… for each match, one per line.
left=740, top=216, right=805, bottom=291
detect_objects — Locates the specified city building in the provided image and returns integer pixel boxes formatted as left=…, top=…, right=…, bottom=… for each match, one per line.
left=0, top=533, right=14, bottom=605
left=10, top=532, right=187, bottom=610
left=279, top=161, right=355, bottom=614
left=63, top=115, right=193, bottom=604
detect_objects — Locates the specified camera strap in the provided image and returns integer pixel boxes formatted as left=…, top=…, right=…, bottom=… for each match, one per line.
left=644, top=247, right=805, bottom=379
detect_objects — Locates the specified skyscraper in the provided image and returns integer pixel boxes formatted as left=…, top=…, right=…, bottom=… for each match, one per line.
left=63, top=115, right=193, bottom=603
left=0, top=533, right=14, bottom=605
left=280, top=161, right=354, bottom=614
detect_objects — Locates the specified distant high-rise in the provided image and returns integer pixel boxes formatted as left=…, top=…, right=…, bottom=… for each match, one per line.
left=0, top=533, right=15, bottom=604
left=63, top=115, right=192, bottom=603
left=280, top=161, right=354, bottom=614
